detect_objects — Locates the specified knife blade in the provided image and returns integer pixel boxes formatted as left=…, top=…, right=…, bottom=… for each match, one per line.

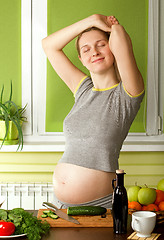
left=42, top=202, right=80, bottom=225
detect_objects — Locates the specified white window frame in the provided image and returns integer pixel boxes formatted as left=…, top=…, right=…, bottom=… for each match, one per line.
left=1, top=0, right=164, bottom=152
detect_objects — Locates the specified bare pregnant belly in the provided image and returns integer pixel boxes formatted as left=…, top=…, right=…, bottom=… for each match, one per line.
left=53, top=163, right=115, bottom=204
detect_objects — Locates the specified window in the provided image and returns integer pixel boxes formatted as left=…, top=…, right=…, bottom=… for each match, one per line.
left=2, top=0, right=164, bottom=152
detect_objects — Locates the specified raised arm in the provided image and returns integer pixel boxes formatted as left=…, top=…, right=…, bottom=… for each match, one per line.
left=109, top=22, right=144, bottom=96
left=42, top=15, right=111, bottom=92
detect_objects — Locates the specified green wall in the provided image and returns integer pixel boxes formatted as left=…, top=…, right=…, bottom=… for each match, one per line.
left=0, top=152, right=164, bottom=189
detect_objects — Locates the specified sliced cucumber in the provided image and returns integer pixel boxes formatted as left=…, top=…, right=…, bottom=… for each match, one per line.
left=41, top=210, right=59, bottom=219
left=67, top=206, right=107, bottom=216
left=41, top=214, right=48, bottom=218
left=49, top=213, right=59, bottom=219
left=43, top=210, right=51, bottom=214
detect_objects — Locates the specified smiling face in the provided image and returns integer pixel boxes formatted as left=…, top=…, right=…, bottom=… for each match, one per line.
left=78, top=29, right=114, bottom=74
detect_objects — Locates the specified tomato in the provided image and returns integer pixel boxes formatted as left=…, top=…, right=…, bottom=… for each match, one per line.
left=0, top=221, right=15, bottom=236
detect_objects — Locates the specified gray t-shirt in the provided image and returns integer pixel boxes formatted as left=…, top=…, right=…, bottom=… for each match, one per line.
left=59, top=76, right=144, bottom=172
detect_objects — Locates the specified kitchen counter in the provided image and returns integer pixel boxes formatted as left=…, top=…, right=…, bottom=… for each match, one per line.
left=13, top=211, right=164, bottom=240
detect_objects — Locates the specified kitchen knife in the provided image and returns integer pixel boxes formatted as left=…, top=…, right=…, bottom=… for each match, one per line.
left=42, top=202, right=80, bottom=225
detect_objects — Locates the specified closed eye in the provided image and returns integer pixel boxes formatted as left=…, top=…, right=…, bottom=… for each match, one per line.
left=83, top=48, right=90, bottom=53
left=98, top=44, right=105, bottom=47
left=96, top=39, right=108, bottom=48
left=97, top=42, right=106, bottom=47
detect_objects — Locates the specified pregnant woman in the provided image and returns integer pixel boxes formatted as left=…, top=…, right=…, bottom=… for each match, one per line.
left=42, top=14, right=144, bottom=208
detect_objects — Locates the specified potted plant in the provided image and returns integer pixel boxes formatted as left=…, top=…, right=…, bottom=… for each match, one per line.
left=0, top=81, right=27, bottom=151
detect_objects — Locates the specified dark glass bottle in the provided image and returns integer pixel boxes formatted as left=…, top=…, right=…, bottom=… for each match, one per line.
left=112, top=169, right=128, bottom=234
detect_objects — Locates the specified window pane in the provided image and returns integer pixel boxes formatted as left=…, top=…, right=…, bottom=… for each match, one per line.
left=46, top=0, right=148, bottom=133
left=0, top=0, right=21, bottom=105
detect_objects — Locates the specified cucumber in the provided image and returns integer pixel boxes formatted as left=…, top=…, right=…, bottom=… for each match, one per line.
left=43, top=210, right=51, bottom=214
left=49, top=213, right=59, bottom=219
left=67, top=206, right=107, bottom=216
left=41, top=210, right=58, bottom=219
left=41, top=214, right=48, bottom=218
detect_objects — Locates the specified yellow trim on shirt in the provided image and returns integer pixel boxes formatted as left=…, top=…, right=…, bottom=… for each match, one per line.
left=122, top=83, right=145, bottom=98
left=74, top=75, right=88, bottom=97
left=92, top=83, right=119, bottom=92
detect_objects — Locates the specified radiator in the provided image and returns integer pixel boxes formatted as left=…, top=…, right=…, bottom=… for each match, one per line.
left=0, top=182, right=54, bottom=210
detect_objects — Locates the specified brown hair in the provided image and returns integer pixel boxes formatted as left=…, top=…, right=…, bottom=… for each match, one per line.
left=75, top=27, right=110, bottom=56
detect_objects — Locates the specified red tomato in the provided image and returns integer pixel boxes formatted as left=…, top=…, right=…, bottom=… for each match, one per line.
left=0, top=221, right=15, bottom=236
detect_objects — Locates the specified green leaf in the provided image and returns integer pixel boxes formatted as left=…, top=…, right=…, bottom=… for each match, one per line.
left=10, top=116, right=23, bottom=151
left=9, top=80, right=13, bottom=102
left=0, top=111, right=9, bottom=149
left=5, top=101, right=20, bottom=119
left=0, top=209, right=8, bottom=221
left=0, top=85, right=4, bottom=104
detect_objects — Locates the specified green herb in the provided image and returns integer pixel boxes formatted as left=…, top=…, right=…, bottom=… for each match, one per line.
left=0, top=209, right=8, bottom=220
left=0, top=208, right=50, bottom=240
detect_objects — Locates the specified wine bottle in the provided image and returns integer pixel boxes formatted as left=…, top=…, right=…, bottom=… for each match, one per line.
left=112, top=169, right=128, bottom=234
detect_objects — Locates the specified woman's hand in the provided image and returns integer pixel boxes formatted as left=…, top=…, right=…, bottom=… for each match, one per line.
left=108, top=16, right=119, bottom=27
left=89, top=14, right=119, bottom=32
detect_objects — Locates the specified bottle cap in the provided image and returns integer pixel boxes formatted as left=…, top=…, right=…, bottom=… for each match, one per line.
left=116, top=169, right=125, bottom=174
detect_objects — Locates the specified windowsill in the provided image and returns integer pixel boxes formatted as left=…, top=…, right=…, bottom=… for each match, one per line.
left=0, top=134, right=164, bottom=152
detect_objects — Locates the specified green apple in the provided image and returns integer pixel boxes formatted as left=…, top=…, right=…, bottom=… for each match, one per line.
left=138, top=187, right=156, bottom=205
left=157, top=178, right=164, bottom=191
left=127, top=185, right=141, bottom=202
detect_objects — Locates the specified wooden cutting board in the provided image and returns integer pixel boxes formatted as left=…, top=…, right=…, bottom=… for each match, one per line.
left=37, top=209, right=113, bottom=227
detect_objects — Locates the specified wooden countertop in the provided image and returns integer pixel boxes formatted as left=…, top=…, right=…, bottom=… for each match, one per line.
left=15, top=211, right=164, bottom=240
